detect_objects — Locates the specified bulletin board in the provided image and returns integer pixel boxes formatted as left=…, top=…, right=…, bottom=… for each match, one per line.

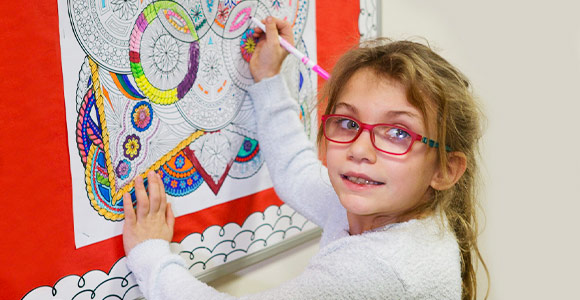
left=0, top=0, right=369, bottom=299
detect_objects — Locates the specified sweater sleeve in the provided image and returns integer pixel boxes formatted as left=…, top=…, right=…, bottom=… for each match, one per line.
left=246, top=75, right=340, bottom=227
left=127, top=239, right=407, bottom=300
left=127, top=239, right=237, bottom=300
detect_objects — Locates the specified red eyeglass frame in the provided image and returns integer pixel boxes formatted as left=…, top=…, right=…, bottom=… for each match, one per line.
left=321, top=114, right=449, bottom=155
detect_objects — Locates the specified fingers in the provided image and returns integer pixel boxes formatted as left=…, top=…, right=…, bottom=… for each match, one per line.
left=157, top=173, right=168, bottom=214
left=166, top=202, right=175, bottom=230
left=134, top=175, right=149, bottom=219
left=133, top=170, right=169, bottom=220
left=122, top=192, right=136, bottom=225
left=147, top=170, right=161, bottom=213
left=123, top=170, right=174, bottom=254
left=269, top=17, right=294, bottom=46
left=252, top=17, right=292, bottom=44
left=264, top=17, right=280, bottom=47
left=252, top=18, right=264, bottom=35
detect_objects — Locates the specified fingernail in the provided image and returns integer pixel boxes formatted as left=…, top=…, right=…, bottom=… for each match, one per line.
left=266, top=16, right=272, bottom=23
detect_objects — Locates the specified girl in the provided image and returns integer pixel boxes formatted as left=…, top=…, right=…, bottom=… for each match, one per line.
left=122, top=17, right=487, bottom=300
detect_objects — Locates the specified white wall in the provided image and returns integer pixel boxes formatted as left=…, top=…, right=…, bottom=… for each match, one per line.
left=380, top=1, right=580, bottom=299
left=210, top=1, right=580, bottom=298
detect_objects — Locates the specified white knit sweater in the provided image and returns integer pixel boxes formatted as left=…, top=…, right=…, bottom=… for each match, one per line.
left=127, top=75, right=462, bottom=299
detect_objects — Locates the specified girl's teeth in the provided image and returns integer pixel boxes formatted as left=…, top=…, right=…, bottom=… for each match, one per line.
left=346, top=176, right=381, bottom=185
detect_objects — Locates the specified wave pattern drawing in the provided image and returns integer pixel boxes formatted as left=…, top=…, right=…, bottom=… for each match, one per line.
left=22, top=204, right=317, bottom=299
left=178, top=204, right=316, bottom=272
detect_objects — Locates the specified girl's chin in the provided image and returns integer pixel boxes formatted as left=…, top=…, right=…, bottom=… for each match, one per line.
left=338, top=194, right=382, bottom=216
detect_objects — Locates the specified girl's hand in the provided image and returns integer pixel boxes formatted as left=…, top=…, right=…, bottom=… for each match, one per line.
left=249, top=17, right=294, bottom=82
left=122, top=170, right=175, bottom=256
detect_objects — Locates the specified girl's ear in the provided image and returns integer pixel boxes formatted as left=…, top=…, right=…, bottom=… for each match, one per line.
left=430, top=151, right=467, bottom=191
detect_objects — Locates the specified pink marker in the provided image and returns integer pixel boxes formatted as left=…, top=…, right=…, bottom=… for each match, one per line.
left=250, top=17, right=330, bottom=80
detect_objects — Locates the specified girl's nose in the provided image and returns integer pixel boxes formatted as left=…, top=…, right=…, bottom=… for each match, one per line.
left=347, top=129, right=377, bottom=163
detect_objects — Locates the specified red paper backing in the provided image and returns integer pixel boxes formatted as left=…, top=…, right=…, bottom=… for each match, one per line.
left=0, top=1, right=360, bottom=298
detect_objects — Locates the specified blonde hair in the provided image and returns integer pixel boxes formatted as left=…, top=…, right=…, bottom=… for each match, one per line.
left=317, top=38, right=489, bottom=300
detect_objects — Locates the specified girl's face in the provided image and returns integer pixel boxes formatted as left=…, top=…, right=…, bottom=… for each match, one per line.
left=326, top=69, right=440, bottom=233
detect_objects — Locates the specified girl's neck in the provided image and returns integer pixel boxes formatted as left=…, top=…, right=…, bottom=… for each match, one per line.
left=346, top=210, right=428, bottom=235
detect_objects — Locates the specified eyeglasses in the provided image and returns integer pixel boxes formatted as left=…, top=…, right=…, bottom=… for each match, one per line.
left=321, top=114, right=450, bottom=155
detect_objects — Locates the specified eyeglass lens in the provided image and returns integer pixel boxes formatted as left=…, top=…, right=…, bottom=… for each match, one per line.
left=324, top=116, right=413, bottom=154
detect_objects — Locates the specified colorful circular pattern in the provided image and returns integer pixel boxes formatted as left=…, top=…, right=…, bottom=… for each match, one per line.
left=68, top=0, right=149, bottom=73
left=115, top=159, right=132, bottom=180
left=240, top=28, right=257, bottom=63
left=222, top=1, right=268, bottom=90
left=131, top=101, right=154, bottom=132
left=123, top=134, right=141, bottom=160
left=129, top=1, right=200, bottom=105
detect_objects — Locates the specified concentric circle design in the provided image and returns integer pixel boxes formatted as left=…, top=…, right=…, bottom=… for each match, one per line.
left=130, top=101, right=154, bottom=131
left=70, top=0, right=315, bottom=223
left=115, top=159, right=132, bottom=180
left=222, top=1, right=268, bottom=90
left=129, top=1, right=200, bottom=105
left=239, top=28, right=258, bottom=63
left=68, top=0, right=152, bottom=73
left=180, top=0, right=218, bottom=39
left=176, top=31, right=244, bottom=131
left=123, top=134, right=141, bottom=160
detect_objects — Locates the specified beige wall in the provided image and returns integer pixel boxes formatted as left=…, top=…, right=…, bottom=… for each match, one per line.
left=210, top=1, right=580, bottom=298
left=380, top=1, right=580, bottom=298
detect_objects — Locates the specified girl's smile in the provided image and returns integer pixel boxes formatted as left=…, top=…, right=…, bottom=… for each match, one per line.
left=341, top=172, right=385, bottom=189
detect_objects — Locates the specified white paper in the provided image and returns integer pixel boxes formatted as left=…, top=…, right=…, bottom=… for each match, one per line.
left=57, top=0, right=318, bottom=248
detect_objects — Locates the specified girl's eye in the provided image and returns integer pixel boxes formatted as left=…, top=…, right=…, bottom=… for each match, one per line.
left=386, top=127, right=410, bottom=141
left=338, top=118, right=359, bottom=130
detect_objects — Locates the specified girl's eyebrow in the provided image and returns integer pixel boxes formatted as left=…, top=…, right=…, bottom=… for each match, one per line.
left=335, top=102, right=421, bottom=122
left=384, top=110, right=421, bottom=121
left=334, top=102, right=357, bottom=113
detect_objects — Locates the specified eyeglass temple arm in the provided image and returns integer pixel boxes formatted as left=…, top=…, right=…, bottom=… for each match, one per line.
left=418, top=136, right=452, bottom=152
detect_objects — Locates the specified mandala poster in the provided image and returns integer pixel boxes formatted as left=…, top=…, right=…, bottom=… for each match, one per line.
left=58, top=0, right=318, bottom=248
left=1, top=0, right=368, bottom=298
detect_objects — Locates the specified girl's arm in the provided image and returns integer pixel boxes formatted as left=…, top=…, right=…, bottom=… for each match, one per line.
left=248, top=17, right=341, bottom=227
left=247, top=75, right=339, bottom=227
left=127, top=238, right=405, bottom=300
left=124, top=170, right=401, bottom=300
